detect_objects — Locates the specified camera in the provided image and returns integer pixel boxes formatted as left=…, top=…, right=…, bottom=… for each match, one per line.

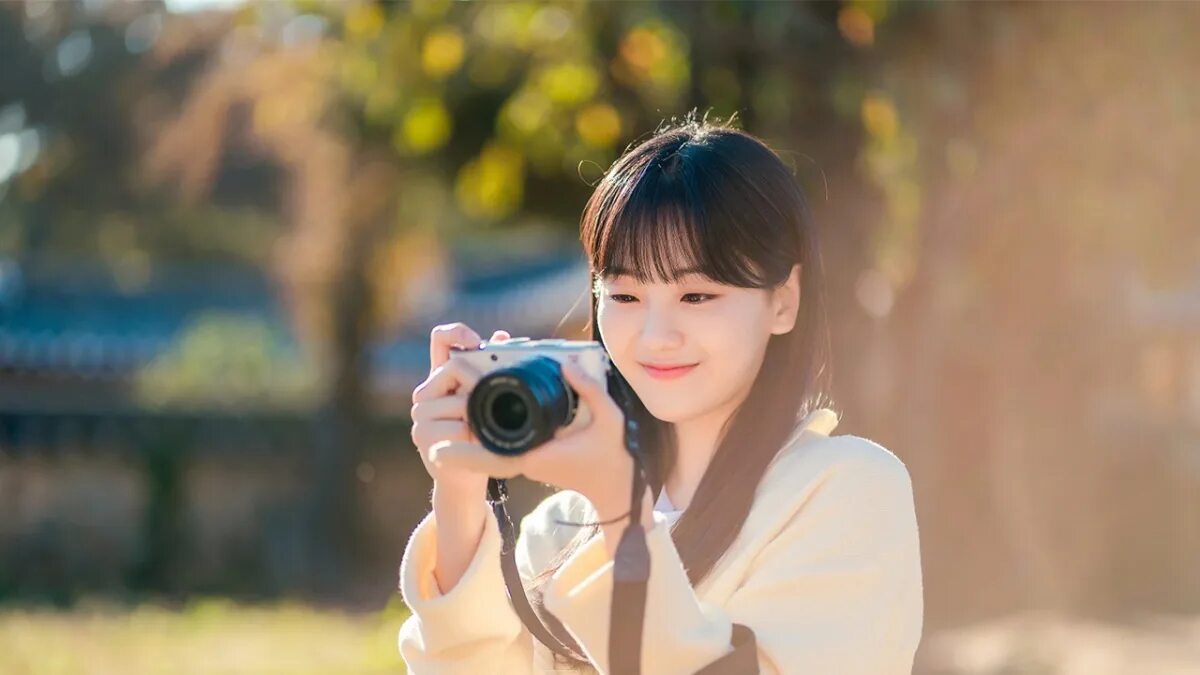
left=448, top=338, right=611, bottom=457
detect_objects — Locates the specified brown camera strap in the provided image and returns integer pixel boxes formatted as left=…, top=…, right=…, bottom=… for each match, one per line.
left=489, top=473, right=760, bottom=674
left=695, top=623, right=761, bottom=674
left=485, top=369, right=760, bottom=674
left=489, top=477, right=588, bottom=661
left=607, top=450, right=650, bottom=674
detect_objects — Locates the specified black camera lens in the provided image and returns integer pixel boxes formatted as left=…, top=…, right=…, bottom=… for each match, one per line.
left=490, top=392, right=528, bottom=432
left=467, top=356, right=578, bottom=456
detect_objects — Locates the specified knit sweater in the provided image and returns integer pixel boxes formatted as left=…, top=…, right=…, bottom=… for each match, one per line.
left=397, top=407, right=924, bottom=674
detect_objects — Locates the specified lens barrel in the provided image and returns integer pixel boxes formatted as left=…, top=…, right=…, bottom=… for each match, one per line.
left=467, top=356, right=578, bottom=456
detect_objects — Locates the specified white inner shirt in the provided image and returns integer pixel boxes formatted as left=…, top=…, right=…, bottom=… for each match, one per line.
left=654, top=486, right=685, bottom=525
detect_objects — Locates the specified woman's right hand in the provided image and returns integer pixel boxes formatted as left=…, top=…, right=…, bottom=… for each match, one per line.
left=410, top=322, right=511, bottom=501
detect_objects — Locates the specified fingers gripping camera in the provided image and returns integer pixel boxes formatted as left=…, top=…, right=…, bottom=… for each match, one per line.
left=448, top=339, right=612, bottom=456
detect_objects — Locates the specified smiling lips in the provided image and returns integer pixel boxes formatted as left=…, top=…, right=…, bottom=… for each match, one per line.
left=640, top=362, right=699, bottom=380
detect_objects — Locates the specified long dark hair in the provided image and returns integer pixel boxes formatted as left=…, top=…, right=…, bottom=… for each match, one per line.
left=529, top=111, right=836, bottom=669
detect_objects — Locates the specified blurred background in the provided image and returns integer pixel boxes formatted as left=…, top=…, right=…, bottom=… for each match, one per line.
left=1, top=0, right=1198, bottom=673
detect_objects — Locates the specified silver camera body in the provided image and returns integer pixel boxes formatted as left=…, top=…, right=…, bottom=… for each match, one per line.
left=449, top=338, right=611, bottom=456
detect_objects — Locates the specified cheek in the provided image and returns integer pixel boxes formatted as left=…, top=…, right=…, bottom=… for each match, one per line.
left=692, top=303, right=775, bottom=384
left=596, top=304, right=633, bottom=357
left=693, top=313, right=763, bottom=373
left=596, top=303, right=612, bottom=343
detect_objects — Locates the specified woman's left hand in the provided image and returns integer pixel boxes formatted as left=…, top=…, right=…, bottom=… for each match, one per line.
left=428, top=360, right=636, bottom=517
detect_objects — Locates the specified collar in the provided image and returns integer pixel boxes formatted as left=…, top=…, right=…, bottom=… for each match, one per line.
left=787, top=406, right=840, bottom=444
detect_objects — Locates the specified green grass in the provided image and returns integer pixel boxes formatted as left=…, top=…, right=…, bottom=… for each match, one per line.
left=0, top=596, right=410, bottom=675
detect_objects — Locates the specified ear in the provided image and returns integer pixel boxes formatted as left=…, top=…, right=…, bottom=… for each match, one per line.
left=769, top=264, right=802, bottom=335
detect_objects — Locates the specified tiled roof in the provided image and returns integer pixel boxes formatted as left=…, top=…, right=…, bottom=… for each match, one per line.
left=0, top=254, right=592, bottom=388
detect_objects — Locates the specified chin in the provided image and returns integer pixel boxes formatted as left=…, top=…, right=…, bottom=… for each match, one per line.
left=636, top=396, right=701, bottom=423
left=617, top=369, right=707, bottom=422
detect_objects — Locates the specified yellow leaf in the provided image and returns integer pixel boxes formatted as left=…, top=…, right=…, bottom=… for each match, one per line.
left=861, top=93, right=898, bottom=142
left=422, top=26, right=465, bottom=79
left=344, top=3, right=385, bottom=42
left=575, top=103, right=622, bottom=148
left=396, top=98, right=452, bottom=155
left=455, top=143, right=525, bottom=220
left=538, top=62, right=599, bottom=106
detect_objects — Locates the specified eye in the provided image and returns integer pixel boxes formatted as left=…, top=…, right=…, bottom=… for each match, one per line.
left=605, top=292, right=715, bottom=304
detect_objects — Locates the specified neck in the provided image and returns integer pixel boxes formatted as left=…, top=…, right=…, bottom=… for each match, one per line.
left=664, top=404, right=736, bottom=511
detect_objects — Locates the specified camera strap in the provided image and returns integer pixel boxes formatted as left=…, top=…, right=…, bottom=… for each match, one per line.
left=488, top=474, right=760, bottom=674
left=485, top=373, right=761, bottom=674
left=488, top=476, right=589, bottom=661
left=607, top=403, right=651, bottom=674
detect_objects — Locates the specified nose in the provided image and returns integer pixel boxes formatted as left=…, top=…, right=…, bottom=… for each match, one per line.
left=638, top=305, right=685, bottom=352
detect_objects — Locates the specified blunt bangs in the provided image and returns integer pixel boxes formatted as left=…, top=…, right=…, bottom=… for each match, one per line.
left=583, top=138, right=785, bottom=290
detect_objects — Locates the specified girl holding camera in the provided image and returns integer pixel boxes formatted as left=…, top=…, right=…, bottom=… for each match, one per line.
left=398, top=115, right=923, bottom=674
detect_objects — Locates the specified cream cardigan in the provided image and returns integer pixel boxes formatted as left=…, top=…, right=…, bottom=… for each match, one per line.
left=397, top=408, right=924, bottom=674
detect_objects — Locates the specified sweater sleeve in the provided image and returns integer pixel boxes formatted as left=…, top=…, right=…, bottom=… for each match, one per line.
left=541, top=446, right=925, bottom=675
left=396, top=504, right=534, bottom=674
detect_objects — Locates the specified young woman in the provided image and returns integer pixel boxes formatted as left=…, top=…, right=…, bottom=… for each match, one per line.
left=398, top=115, right=924, bottom=674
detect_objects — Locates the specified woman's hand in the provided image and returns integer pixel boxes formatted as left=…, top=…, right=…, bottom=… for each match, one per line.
left=429, top=358, right=638, bottom=520
left=522, top=361, right=640, bottom=518
left=410, top=323, right=515, bottom=500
